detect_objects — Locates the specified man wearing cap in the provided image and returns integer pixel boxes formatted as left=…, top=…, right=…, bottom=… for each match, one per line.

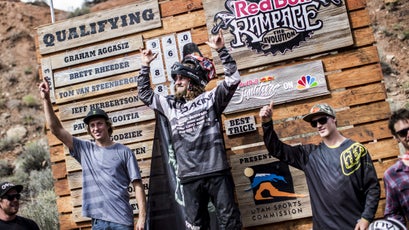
left=259, top=102, right=380, bottom=230
left=137, top=31, right=242, bottom=229
left=39, top=80, right=147, bottom=230
left=0, top=182, right=40, bottom=229
left=384, top=108, right=409, bottom=227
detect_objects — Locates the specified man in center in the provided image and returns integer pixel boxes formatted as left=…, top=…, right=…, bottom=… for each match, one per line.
left=137, top=31, right=242, bottom=229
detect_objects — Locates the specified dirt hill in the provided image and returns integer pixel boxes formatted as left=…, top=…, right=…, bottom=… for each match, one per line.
left=0, top=0, right=408, bottom=161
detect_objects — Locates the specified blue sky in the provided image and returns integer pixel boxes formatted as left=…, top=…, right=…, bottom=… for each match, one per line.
left=22, top=0, right=85, bottom=12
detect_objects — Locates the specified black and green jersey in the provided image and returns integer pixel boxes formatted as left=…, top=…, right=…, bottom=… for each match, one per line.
left=262, top=121, right=380, bottom=229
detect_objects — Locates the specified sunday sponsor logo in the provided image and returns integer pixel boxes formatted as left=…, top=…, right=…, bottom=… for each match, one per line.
left=224, top=60, right=328, bottom=114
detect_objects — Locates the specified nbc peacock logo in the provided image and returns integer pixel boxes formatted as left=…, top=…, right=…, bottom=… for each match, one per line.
left=296, top=75, right=318, bottom=90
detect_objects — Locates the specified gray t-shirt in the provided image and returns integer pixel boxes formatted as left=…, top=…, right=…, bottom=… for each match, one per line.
left=70, top=137, right=141, bottom=226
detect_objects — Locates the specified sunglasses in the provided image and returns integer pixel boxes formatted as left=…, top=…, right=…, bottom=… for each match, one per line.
left=1, top=193, right=21, bottom=201
left=310, top=117, right=330, bottom=128
left=396, top=127, right=409, bottom=138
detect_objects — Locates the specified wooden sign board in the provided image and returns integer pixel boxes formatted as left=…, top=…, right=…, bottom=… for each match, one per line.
left=53, top=54, right=141, bottom=88
left=224, top=60, right=329, bottom=114
left=58, top=92, right=143, bottom=121
left=230, top=151, right=312, bottom=227
left=62, top=106, right=155, bottom=135
left=54, top=72, right=139, bottom=104
left=64, top=122, right=156, bottom=148
left=202, top=0, right=353, bottom=71
left=37, top=1, right=161, bottom=54
left=225, top=116, right=257, bottom=136
left=47, top=35, right=143, bottom=70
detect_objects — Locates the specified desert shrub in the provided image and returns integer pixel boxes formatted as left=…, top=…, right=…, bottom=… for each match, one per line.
left=0, top=136, right=17, bottom=151
left=0, top=98, right=6, bottom=108
left=403, top=30, right=409, bottom=40
left=68, top=6, right=90, bottom=18
left=22, top=94, right=39, bottom=107
left=12, top=165, right=30, bottom=184
left=16, top=142, right=49, bottom=173
left=0, top=160, right=14, bottom=177
left=6, top=74, right=19, bottom=85
left=24, top=67, right=33, bottom=75
left=27, top=168, right=54, bottom=196
left=19, top=190, right=59, bottom=230
left=23, top=115, right=35, bottom=125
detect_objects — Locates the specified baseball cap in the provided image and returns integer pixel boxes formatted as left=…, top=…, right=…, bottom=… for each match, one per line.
left=303, top=103, right=336, bottom=122
left=368, top=218, right=407, bottom=230
left=83, top=108, right=109, bottom=124
left=0, top=182, right=23, bottom=197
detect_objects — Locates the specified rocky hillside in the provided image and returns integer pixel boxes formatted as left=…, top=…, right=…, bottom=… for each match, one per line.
left=367, top=0, right=409, bottom=111
left=0, top=0, right=68, bottom=161
left=0, top=0, right=408, bottom=161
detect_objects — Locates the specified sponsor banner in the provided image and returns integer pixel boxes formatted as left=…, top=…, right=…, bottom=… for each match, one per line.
left=230, top=151, right=312, bottom=227
left=224, top=60, right=329, bottom=114
left=203, top=0, right=353, bottom=71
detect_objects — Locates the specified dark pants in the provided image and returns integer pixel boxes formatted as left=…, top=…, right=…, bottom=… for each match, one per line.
left=92, top=219, right=133, bottom=230
left=183, top=174, right=242, bottom=230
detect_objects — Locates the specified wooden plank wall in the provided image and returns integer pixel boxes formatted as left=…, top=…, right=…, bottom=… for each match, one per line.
left=216, top=0, right=396, bottom=228
left=37, top=0, right=396, bottom=229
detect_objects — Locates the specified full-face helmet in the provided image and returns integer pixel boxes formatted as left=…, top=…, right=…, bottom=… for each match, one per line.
left=171, top=43, right=215, bottom=88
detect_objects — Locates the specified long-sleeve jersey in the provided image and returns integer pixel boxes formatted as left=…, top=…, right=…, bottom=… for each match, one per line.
left=383, top=160, right=409, bottom=225
left=262, top=121, right=380, bottom=229
left=137, top=47, right=240, bottom=182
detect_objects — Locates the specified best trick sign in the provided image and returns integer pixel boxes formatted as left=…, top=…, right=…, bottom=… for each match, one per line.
left=225, top=116, right=257, bottom=136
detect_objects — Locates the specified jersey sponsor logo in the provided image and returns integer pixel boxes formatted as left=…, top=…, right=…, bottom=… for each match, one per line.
left=179, top=92, right=214, bottom=114
left=340, top=143, right=367, bottom=176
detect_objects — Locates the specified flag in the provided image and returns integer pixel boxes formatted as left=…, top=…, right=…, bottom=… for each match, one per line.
left=146, top=111, right=219, bottom=229
left=146, top=112, right=186, bottom=229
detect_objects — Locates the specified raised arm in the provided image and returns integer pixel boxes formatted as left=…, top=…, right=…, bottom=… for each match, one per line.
left=206, top=30, right=225, bottom=51
left=39, top=78, right=73, bottom=150
left=259, top=101, right=313, bottom=169
left=140, top=48, right=158, bottom=67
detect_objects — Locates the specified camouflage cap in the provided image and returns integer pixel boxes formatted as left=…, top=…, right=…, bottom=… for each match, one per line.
left=302, top=103, right=336, bottom=122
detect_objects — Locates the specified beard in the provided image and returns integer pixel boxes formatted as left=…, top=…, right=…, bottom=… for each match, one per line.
left=174, top=85, right=188, bottom=99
